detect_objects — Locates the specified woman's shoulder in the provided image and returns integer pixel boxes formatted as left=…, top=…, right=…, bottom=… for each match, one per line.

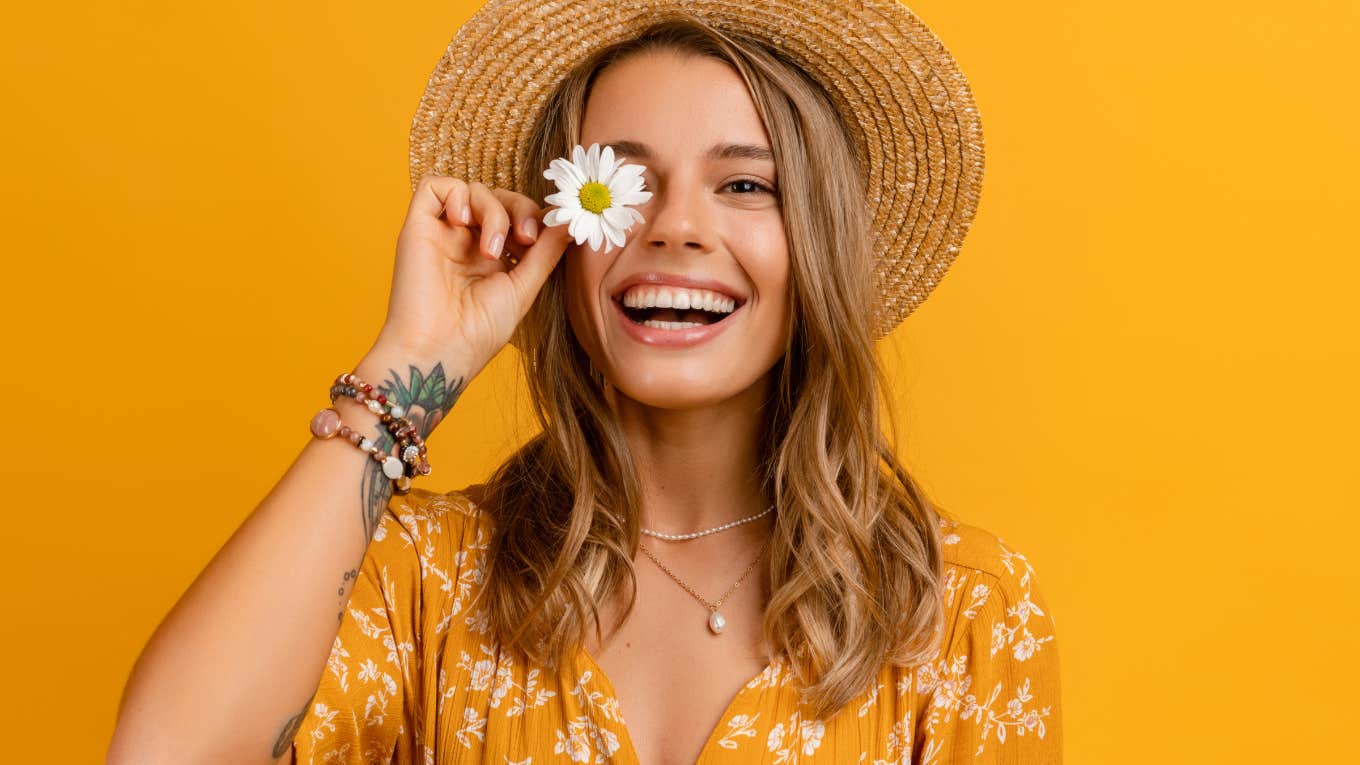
left=901, top=513, right=1063, bottom=759
left=366, top=483, right=496, bottom=582
left=930, top=512, right=1058, bottom=665
left=382, top=483, right=492, bottom=537
left=391, top=482, right=488, bottom=519
left=936, top=513, right=1045, bottom=590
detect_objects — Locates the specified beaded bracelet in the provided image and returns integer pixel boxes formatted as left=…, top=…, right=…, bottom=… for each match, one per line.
left=334, top=372, right=431, bottom=461
left=328, top=373, right=430, bottom=471
left=309, top=372, right=432, bottom=495
left=332, top=371, right=432, bottom=476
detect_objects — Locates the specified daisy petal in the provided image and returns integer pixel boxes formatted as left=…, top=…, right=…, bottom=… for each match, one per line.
left=610, top=178, right=646, bottom=199
left=567, top=211, right=591, bottom=244
left=602, top=206, right=634, bottom=232
left=609, top=163, right=645, bottom=186
left=615, top=189, right=653, bottom=207
left=586, top=217, right=604, bottom=252
left=572, top=145, right=589, bottom=176
left=549, top=157, right=586, bottom=189
left=543, top=207, right=576, bottom=227
left=606, top=173, right=643, bottom=199
left=597, top=145, right=617, bottom=182
left=543, top=190, right=580, bottom=209
left=585, top=143, right=602, bottom=180
left=602, top=219, right=625, bottom=250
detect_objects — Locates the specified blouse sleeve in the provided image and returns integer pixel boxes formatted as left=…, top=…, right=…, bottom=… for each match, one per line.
left=915, top=540, right=1063, bottom=764
left=289, top=487, right=461, bottom=764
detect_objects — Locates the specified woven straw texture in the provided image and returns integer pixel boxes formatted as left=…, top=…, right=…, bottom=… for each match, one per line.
left=409, top=0, right=984, bottom=338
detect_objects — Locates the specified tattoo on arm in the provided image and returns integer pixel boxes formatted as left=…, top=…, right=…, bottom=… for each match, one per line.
left=271, top=690, right=316, bottom=759
left=357, top=362, right=467, bottom=545
left=271, top=365, right=464, bottom=762
left=337, top=567, right=358, bottom=624
left=279, top=566, right=360, bottom=758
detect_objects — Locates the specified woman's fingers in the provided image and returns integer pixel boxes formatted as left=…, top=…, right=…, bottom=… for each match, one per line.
left=505, top=221, right=573, bottom=305
left=467, top=181, right=512, bottom=260
left=447, top=180, right=472, bottom=225
left=408, top=174, right=470, bottom=225
left=492, top=188, right=543, bottom=246
left=408, top=174, right=551, bottom=269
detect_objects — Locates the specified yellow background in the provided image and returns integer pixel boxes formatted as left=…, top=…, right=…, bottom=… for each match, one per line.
left=3, top=1, right=1355, bottom=761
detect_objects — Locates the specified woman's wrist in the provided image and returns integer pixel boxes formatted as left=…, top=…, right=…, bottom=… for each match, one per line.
left=350, top=345, right=476, bottom=443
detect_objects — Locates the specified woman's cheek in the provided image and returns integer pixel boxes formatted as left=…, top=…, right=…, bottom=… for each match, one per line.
left=744, top=224, right=792, bottom=311
left=567, top=244, right=626, bottom=356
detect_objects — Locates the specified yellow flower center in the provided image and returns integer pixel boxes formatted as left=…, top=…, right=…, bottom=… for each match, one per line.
left=578, top=181, right=611, bottom=214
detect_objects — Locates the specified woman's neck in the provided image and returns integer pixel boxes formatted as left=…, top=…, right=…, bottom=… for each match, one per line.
left=613, top=376, right=772, bottom=534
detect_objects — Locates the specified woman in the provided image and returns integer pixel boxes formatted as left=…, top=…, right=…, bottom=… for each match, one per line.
left=110, top=2, right=1061, bottom=764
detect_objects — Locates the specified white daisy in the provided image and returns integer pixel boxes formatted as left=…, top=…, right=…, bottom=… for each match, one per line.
left=542, top=142, right=652, bottom=254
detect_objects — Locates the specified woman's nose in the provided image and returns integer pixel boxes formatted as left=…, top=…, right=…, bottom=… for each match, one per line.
left=638, top=179, right=716, bottom=253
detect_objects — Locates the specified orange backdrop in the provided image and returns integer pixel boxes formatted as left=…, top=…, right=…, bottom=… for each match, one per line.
left=3, top=1, right=1356, bottom=761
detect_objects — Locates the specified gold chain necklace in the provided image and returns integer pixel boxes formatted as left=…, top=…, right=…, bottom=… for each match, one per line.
left=636, top=539, right=767, bottom=635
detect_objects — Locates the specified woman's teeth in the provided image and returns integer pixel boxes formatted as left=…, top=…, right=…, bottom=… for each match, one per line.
left=617, top=284, right=742, bottom=331
left=642, top=319, right=705, bottom=330
left=620, top=285, right=737, bottom=313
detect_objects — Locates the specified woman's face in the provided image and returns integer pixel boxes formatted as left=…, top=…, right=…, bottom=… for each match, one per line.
left=565, top=50, right=791, bottom=410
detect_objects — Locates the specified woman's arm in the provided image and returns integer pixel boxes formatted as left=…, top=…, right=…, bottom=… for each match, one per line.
left=106, top=346, right=471, bottom=765
left=108, top=172, right=567, bottom=764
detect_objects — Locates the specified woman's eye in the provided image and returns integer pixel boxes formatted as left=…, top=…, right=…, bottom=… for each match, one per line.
left=726, top=178, right=773, bottom=195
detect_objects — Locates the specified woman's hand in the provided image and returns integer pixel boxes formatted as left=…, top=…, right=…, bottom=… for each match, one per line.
left=368, top=173, right=573, bottom=378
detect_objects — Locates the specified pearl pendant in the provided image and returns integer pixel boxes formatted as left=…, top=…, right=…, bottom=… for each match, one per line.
left=708, top=610, right=726, bottom=635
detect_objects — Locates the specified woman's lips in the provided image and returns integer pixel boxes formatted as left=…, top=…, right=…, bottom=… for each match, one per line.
left=610, top=299, right=741, bottom=348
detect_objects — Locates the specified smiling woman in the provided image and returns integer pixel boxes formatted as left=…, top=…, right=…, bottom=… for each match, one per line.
left=324, top=10, right=1059, bottom=765
left=298, top=11, right=1050, bottom=763
left=108, top=2, right=1060, bottom=764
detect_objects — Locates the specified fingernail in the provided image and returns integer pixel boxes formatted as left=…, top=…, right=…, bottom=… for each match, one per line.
left=522, top=218, right=538, bottom=241
left=489, top=232, right=505, bottom=258
left=461, top=205, right=472, bottom=224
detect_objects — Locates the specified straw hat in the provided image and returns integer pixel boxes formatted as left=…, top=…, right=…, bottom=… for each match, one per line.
left=408, top=0, right=985, bottom=339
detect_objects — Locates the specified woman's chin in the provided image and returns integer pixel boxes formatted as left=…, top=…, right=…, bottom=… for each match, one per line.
left=600, top=344, right=782, bottom=412
left=608, top=376, right=733, bottom=411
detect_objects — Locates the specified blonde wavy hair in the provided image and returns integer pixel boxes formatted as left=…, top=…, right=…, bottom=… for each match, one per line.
left=475, top=16, right=949, bottom=721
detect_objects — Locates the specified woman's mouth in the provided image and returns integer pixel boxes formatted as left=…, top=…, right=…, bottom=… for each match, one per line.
left=610, top=296, right=744, bottom=348
left=618, top=304, right=733, bottom=329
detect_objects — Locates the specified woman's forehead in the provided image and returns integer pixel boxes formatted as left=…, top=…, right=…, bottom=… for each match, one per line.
left=582, top=53, right=767, bottom=141
left=596, top=139, right=773, bottom=165
left=581, top=68, right=772, bottom=166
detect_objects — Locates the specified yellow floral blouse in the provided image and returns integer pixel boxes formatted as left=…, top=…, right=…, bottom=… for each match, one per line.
left=290, top=487, right=1062, bottom=763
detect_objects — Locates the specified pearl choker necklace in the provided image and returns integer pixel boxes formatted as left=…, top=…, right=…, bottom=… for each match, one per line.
left=640, top=504, right=775, bottom=541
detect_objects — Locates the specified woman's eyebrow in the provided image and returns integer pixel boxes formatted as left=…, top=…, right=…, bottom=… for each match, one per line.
left=605, top=139, right=774, bottom=163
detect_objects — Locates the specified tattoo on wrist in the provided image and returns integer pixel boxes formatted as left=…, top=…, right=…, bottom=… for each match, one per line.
left=357, top=362, right=467, bottom=543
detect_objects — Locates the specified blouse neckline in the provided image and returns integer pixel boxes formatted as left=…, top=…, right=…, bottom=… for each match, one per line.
left=575, top=641, right=779, bottom=762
